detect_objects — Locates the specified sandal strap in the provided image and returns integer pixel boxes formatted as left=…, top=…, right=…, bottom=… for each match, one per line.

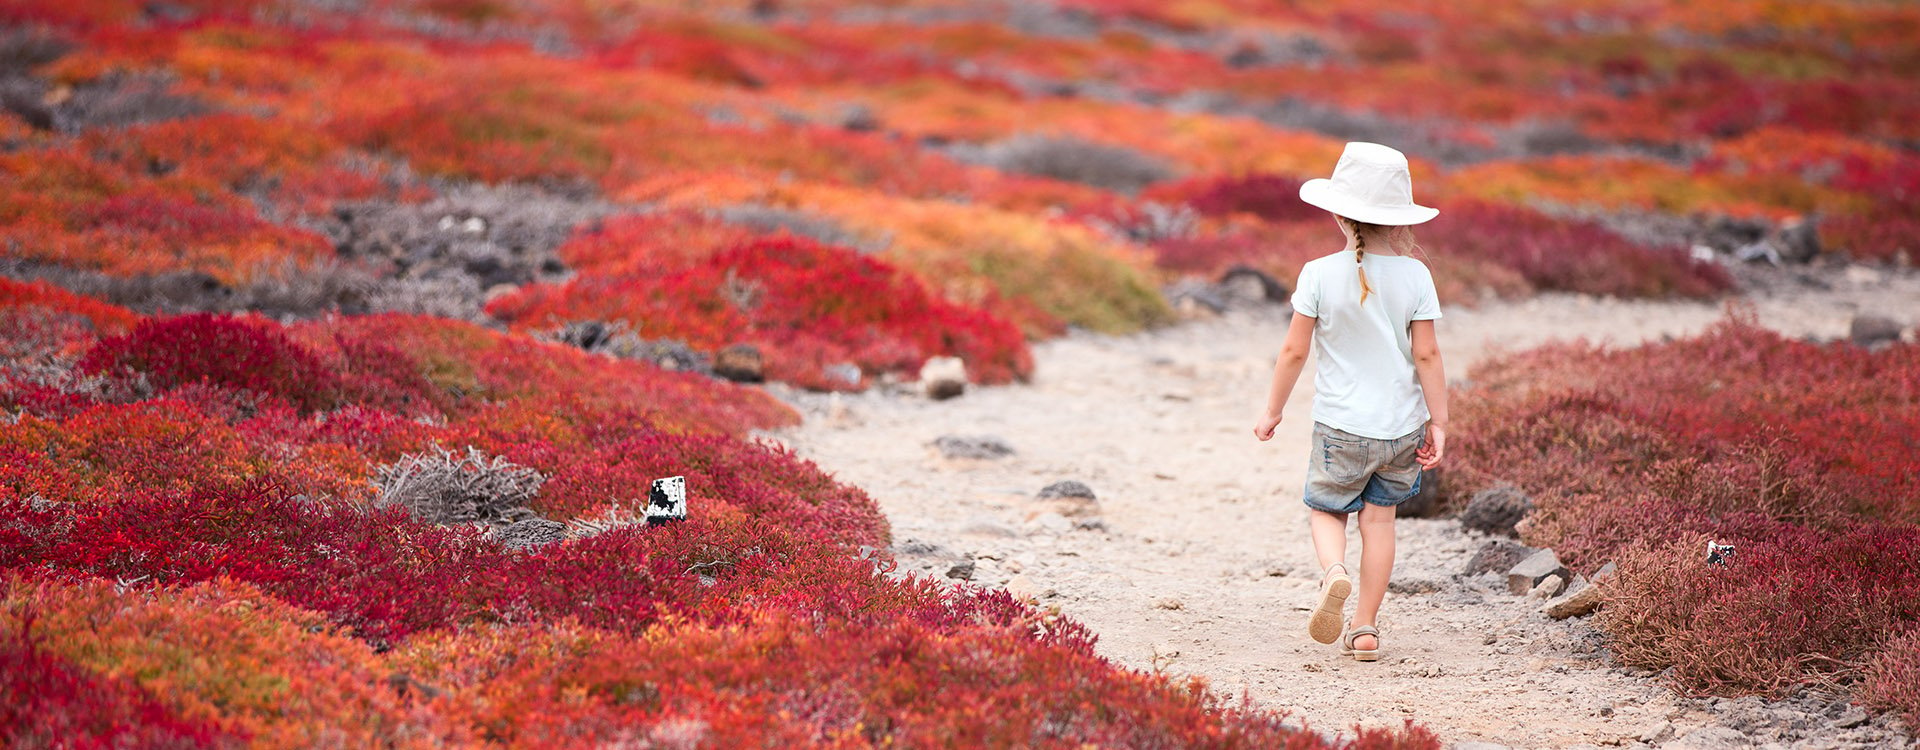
left=1344, top=625, right=1380, bottom=648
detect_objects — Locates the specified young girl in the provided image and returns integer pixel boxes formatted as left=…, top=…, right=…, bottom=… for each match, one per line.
left=1253, top=142, right=1448, bottom=662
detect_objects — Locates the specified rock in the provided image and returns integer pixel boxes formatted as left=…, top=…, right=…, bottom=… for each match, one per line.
left=1700, top=216, right=1769, bottom=254
left=1850, top=315, right=1903, bottom=347
left=1217, top=265, right=1289, bottom=305
left=1528, top=574, right=1567, bottom=599
left=1771, top=218, right=1821, bottom=263
left=1639, top=720, right=1676, bottom=744
left=1594, top=561, right=1618, bottom=581
left=823, top=362, right=863, bottom=389
left=1165, top=278, right=1227, bottom=316
left=1832, top=707, right=1869, bottom=729
left=493, top=518, right=567, bottom=551
left=931, top=434, right=1015, bottom=460
left=1453, top=743, right=1509, bottom=750
left=919, top=356, right=967, bottom=400
left=1460, top=485, right=1533, bottom=537
left=1005, top=574, right=1040, bottom=601
left=712, top=344, right=765, bottom=383
left=1507, top=548, right=1571, bottom=595
left=1545, top=580, right=1605, bottom=619
left=1465, top=539, right=1534, bottom=576
left=1153, top=596, right=1184, bottom=610
left=894, top=539, right=947, bottom=557
left=1037, top=480, right=1097, bottom=501
left=945, top=560, right=975, bottom=581
left=1396, top=468, right=1442, bottom=518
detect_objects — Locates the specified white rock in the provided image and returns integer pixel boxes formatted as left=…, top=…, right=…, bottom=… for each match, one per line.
left=919, top=356, right=967, bottom=400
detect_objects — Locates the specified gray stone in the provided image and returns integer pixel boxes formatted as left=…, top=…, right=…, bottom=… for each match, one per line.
left=1217, top=265, right=1289, bottom=305
left=1832, top=707, right=1868, bottom=729
left=1850, top=315, right=1903, bottom=347
left=1508, top=548, right=1571, bottom=595
left=1639, top=720, right=1676, bottom=744
left=1772, top=219, right=1821, bottom=263
left=1037, top=480, right=1097, bottom=501
left=822, top=362, right=863, bottom=389
left=712, top=344, right=765, bottom=383
left=1165, top=278, right=1227, bottom=316
left=931, top=435, right=1015, bottom=460
left=894, top=539, right=947, bottom=557
left=944, top=560, right=975, bottom=581
left=1465, top=539, right=1534, bottom=576
left=1460, top=485, right=1533, bottom=537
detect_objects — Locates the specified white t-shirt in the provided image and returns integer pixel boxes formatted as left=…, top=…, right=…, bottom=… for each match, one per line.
left=1290, top=250, right=1443, bottom=439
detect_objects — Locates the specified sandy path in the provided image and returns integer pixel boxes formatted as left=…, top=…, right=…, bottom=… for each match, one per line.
left=767, top=270, right=1920, bottom=748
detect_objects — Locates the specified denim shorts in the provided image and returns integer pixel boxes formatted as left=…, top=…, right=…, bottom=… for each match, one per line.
left=1302, top=422, right=1424, bottom=514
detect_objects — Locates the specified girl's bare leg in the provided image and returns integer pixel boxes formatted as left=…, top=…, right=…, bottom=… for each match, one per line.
left=1308, top=509, right=1348, bottom=571
left=1351, top=501, right=1398, bottom=651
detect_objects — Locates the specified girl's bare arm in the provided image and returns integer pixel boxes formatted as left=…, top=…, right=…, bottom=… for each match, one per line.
left=1409, top=319, right=1448, bottom=467
left=1254, top=312, right=1317, bottom=441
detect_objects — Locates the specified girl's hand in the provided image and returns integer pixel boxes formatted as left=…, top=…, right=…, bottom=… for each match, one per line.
left=1254, top=412, right=1283, bottom=441
left=1417, top=423, right=1447, bottom=468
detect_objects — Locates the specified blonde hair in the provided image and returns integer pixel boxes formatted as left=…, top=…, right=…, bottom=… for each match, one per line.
left=1335, top=215, right=1426, bottom=305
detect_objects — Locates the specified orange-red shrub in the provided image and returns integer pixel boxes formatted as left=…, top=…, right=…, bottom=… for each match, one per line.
left=1, top=635, right=236, bottom=748
left=1862, top=630, right=1920, bottom=727
left=0, top=278, right=139, bottom=336
left=390, top=614, right=1437, bottom=748
left=79, top=314, right=343, bottom=413
left=0, top=576, right=458, bottom=747
left=492, top=230, right=1034, bottom=389
left=1453, top=320, right=1920, bottom=699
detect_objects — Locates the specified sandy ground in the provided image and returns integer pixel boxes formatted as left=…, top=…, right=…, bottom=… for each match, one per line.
left=766, top=266, right=1920, bottom=749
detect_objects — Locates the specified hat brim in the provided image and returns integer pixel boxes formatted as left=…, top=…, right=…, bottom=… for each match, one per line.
left=1298, top=179, right=1439, bottom=226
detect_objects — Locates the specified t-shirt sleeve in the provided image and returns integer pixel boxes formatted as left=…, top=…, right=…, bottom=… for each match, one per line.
left=1292, top=262, right=1319, bottom=318
left=1411, top=265, right=1442, bottom=320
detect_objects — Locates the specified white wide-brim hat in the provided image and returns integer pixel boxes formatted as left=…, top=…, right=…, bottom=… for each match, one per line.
left=1298, top=141, right=1438, bottom=226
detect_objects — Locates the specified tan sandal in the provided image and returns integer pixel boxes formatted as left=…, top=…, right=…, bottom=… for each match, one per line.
left=1342, top=623, right=1381, bottom=661
left=1308, top=563, right=1352, bottom=644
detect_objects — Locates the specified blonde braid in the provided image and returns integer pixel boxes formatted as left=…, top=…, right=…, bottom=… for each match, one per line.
left=1354, top=223, right=1375, bottom=305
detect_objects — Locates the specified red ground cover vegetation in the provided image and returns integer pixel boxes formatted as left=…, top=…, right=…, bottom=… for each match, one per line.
left=0, top=288, right=1432, bottom=745
left=1449, top=319, right=1920, bottom=712
left=490, top=213, right=1033, bottom=389
left=1133, top=174, right=1729, bottom=303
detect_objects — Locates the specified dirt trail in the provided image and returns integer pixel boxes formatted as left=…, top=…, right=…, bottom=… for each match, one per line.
left=767, top=271, right=1920, bottom=748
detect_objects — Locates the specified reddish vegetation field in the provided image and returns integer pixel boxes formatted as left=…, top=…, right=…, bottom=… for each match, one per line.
left=3, top=281, right=1448, bottom=745
left=2, top=0, right=1916, bottom=743
left=1449, top=320, right=1920, bottom=722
